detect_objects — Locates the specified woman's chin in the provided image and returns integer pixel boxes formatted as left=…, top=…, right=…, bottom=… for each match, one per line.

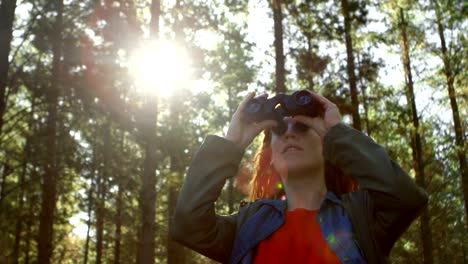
left=272, top=153, right=324, bottom=178
left=284, top=159, right=324, bottom=176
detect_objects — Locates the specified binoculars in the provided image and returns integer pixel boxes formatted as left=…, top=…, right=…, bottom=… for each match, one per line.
left=244, top=90, right=321, bottom=135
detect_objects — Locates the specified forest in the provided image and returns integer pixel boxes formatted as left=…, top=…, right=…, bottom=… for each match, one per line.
left=0, top=0, right=466, bottom=263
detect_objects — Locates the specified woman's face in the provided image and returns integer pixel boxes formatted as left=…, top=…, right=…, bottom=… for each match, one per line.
left=270, top=117, right=325, bottom=178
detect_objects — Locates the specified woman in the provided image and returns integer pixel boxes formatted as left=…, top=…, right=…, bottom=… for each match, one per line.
left=170, top=91, right=428, bottom=263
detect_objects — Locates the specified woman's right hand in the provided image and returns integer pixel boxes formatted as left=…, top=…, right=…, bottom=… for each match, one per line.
left=224, top=92, right=277, bottom=150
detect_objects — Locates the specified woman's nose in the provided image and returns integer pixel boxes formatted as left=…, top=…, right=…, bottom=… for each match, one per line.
left=282, top=120, right=297, bottom=138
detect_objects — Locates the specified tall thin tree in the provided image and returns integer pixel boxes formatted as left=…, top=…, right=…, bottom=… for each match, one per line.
left=271, top=0, right=286, bottom=93
left=227, top=84, right=236, bottom=214
left=167, top=95, right=187, bottom=264
left=399, top=7, right=433, bottom=264
left=12, top=96, right=36, bottom=264
left=431, top=0, right=467, bottom=225
left=0, top=0, right=17, bottom=134
left=83, top=172, right=94, bottom=264
left=113, top=129, right=127, bottom=264
left=167, top=1, right=188, bottom=262
left=37, top=0, right=63, bottom=263
left=95, top=119, right=111, bottom=264
left=339, top=0, right=362, bottom=130
left=137, top=0, right=160, bottom=263
left=113, top=173, right=123, bottom=264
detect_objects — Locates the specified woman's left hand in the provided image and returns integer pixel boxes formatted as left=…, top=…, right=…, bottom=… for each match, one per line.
left=292, top=92, right=342, bottom=140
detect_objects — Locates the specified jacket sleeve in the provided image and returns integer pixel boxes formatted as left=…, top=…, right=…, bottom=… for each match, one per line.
left=323, top=123, right=428, bottom=254
left=170, top=135, right=244, bottom=264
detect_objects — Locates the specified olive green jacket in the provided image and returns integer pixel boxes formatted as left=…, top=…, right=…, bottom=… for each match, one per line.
left=170, top=123, right=428, bottom=263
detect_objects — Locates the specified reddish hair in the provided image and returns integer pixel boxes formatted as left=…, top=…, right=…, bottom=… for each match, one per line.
left=247, top=130, right=358, bottom=202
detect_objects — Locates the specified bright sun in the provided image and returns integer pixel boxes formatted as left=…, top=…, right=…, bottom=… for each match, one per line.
left=129, top=40, right=192, bottom=97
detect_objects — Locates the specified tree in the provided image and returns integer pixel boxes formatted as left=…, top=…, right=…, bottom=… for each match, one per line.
left=37, top=0, right=64, bottom=263
left=137, top=0, right=160, bottom=263
left=339, top=0, right=364, bottom=130
left=285, top=0, right=330, bottom=91
left=0, top=0, right=17, bottom=134
left=398, top=7, right=433, bottom=264
left=431, top=0, right=467, bottom=225
left=271, top=0, right=286, bottom=93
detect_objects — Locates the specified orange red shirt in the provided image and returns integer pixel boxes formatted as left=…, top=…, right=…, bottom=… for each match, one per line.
left=253, top=208, right=341, bottom=264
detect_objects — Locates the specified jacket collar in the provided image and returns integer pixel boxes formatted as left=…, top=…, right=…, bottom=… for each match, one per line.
left=255, top=198, right=287, bottom=212
left=254, top=191, right=342, bottom=212
left=322, top=191, right=343, bottom=206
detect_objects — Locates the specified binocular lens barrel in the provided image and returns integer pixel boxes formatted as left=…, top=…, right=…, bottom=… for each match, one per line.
left=246, top=97, right=267, bottom=114
left=243, top=90, right=319, bottom=135
left=294, top=91, right=312, bottom=105
left=246, top=101, right=262, bottom=114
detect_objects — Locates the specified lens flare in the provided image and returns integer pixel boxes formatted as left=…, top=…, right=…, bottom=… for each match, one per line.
left=129, top=40, right=192, bottom=97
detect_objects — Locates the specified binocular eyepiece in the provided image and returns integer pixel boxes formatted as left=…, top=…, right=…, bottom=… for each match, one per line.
left=244, top=90, right=321, bottom=135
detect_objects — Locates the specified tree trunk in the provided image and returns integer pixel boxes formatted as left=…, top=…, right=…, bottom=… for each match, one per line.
left=227, top=86, right=235, bottom=214
left=84, top=125, right=98, bottom=264
left=0, top=0, right=17, bottom=134
left=272, top=0, right=286, bottom=93
left=12, top=98, right=36, bottom=264
left=12, top=172, right=24, bottom=264
left=356, top=54, right=371, bottom=135
left=83, top=182, right=93, bottom=264
left=149, top=0, right=160, bottom=39
left=137, top=0, right=159, bottom=263
left=432, top=0, right=468, bottom=225
left=340, top=0, right=361, bottom=131
left=37, top=0, right=63, bottom=263
left=137, top=103, right=158, bottom=264
left=399, top=8, right=433, bottom=264
left=96, top=120, right=111, bottom=264
left=24, top=194, right=34, bottom=264
left=168, top=172, right=185, bottom=264
left=166, top=4, right=188, bottom=262
left=95, top=170, right=105, bottom=264
left=0, top=161, right=9, bottom=202
left=306, top=38, right=315, bottom=91
left=113, top=184, right=122, bottom=264
left=167, top=91, right=187, bottom=264
left=114, top=133, right=124, bottom=264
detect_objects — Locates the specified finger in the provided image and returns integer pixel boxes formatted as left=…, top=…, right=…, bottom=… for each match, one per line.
left=309, top=92, right=335, bottom=109
left=293, top=115, right=326, bottom=130
left=256, top=119, right=277, bottom=130
left=291, top=115, right=316, bottom=127
left=248, top=120, right=277, bottom=138
left=236, top=92, right=256, bottom=113
left=293, top=115, right=327, bottom=137
left=237, top=92, right=269, bottom=113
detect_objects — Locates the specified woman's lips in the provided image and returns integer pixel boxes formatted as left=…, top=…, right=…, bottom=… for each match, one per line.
left=282, top=144, right=303, bottom=153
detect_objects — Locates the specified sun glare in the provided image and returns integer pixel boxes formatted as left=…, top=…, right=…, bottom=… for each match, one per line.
left=129, top=40, right=192, bottom=97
